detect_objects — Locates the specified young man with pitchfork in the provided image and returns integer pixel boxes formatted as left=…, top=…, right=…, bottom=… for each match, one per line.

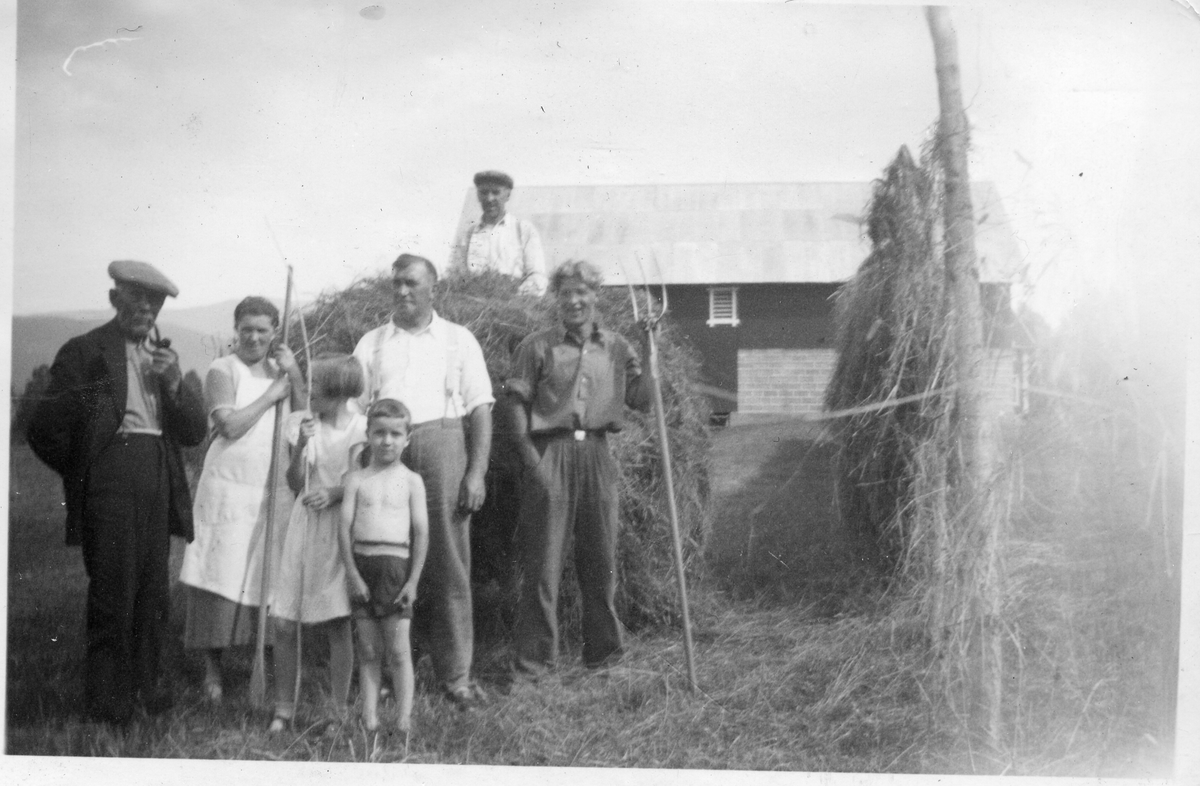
left=505, top=259, right=653, bottom=676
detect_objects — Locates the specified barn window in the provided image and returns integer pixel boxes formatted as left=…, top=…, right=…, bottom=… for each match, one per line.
left=707, top=286, right=740, bottom=327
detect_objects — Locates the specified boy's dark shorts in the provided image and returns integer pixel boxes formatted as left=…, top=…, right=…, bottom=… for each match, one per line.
left=351, top=553, right=412, bottom=620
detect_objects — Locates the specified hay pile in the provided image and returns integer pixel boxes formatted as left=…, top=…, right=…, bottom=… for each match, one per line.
left=290, top=269, right=711, bottom=642
left=826, top=144, right=1017, bottom=750
left=825, top=145, right=952, bottom=574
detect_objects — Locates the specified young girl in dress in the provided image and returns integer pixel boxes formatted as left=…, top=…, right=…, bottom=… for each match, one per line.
left=268, top=354, right=368, bottom=731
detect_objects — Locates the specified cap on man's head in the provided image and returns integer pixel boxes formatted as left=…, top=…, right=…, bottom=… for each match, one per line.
left=108, top=260, right=180, bottom=298
left=473, top=170, right=514, bottom=190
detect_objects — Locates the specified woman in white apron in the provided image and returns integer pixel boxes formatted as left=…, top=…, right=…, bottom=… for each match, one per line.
left=179, top=296, right=305, bottom=702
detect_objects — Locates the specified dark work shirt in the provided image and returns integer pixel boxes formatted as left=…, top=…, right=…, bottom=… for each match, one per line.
left=506, top=323, right=650, bottom=434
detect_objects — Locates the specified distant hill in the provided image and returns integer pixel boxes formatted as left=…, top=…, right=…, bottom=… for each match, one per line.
left=9, top=316, right=224, bottom=393
left=10, top=297, right=294, bottom=392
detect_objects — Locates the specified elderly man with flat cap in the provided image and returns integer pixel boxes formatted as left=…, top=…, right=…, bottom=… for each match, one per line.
left=28, top=261, right=207, bottom=726
left=449, top=170, right=548, bottom=296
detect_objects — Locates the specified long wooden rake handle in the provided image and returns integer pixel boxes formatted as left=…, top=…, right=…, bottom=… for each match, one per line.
left=292, top=307, right=314, bottom=714
left=250, top=265, right=294, bottom=709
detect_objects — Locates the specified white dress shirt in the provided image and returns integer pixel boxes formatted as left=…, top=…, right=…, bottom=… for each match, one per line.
left=352, top=311, right=495, bottom=425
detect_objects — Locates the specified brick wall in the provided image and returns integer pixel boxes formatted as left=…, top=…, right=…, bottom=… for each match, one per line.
left=737, top=348, right=838, bottom=415
left=736, top=348, right=1022, bottom=417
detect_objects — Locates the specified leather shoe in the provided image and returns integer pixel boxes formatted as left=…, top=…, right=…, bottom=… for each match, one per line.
left=443, top=682, right=486, bottom=711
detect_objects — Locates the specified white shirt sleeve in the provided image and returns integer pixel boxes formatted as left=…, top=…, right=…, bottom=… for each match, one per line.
left=351, top=329, right=377, bottom=413
left=518, top=219, right=548, bottom=296
left=457, top=326, right=496, bottom=414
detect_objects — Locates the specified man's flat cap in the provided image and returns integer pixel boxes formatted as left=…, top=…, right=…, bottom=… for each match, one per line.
left=108, top=260, right=179, bottom=297
left=473, top=170, right=514, bottom=189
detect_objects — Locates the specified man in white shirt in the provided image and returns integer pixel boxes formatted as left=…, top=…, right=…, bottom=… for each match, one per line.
left=449, top=170, right=548, bottom=296
left=353, top=254, right=494, bottom=708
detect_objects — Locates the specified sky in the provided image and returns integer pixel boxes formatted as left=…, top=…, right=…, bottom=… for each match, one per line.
left=5, top=3, right=1200, bottom=781
left=11, top=0, right=1200, bottom=327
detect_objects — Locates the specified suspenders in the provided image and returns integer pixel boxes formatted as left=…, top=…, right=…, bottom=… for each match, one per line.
left=464, top=216, right=532, bottom=282
left=370, top=320, right=462, bottom=423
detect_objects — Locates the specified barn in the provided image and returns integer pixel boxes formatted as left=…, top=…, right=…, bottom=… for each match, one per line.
left=453, top=182, right=1024, bottom=423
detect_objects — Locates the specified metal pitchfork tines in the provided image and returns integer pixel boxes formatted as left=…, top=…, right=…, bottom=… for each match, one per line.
left=620, top=252, right=697, bottom=694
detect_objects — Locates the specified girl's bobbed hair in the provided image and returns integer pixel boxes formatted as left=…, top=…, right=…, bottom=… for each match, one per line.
left=309, top=353, right=364, bottom=400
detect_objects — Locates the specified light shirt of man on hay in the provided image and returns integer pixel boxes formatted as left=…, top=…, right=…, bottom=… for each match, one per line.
left=352, top=253, right=493, bottom=709
left=449, top=170, right=548, bottom=297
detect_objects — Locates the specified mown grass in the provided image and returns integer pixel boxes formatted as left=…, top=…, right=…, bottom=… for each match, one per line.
left=7, top=441, right=945, bottom=769
left=7, top=413, right=1178, bottom=776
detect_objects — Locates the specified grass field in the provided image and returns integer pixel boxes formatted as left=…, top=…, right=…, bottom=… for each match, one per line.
left=5, top=417, right=1180, bottom=776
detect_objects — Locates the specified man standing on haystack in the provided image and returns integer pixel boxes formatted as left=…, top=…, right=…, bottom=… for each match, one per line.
left=449, top=170, right=548, bottom=296
left=353, top=253, right=494, bottom=709
left=505, top=259, right=652, bottom=676
left=28, top=261, right=208, bottom=726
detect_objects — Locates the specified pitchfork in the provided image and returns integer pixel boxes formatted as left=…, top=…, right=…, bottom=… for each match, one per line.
left=621, top=253, right=698, bottom=693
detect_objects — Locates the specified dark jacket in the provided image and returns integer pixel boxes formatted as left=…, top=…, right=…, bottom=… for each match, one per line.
left=27, top=318, right=208, bottom=546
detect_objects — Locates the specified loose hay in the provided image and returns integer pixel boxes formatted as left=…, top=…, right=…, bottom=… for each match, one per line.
left=289, top=269, right=712, bottom=645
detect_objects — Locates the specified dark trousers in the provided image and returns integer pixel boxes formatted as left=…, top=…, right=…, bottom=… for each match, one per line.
left=80, top=434, right=171, bottom=723
left=514, top=432, right=623, bottom=670
left=406, top=418, right=474, bottom=693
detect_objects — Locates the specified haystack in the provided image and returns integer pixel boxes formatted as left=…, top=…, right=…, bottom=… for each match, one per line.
left=825, top=145, right=951, bottom=575
left=290, top=269, right=712, bottom=644
left=828, top=143, right=1022, bottom=751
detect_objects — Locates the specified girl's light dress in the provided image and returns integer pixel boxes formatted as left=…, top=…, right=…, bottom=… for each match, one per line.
left=270, top=410, right=367, bottom=623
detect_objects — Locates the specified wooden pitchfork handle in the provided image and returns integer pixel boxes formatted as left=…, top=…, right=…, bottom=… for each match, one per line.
left=250, top=265, right=294, bottom=709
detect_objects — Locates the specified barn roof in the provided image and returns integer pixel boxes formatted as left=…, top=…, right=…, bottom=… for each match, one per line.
left=455, top=182, right=1023, bottom=285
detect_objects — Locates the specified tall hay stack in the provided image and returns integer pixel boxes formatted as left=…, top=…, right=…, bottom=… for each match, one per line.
left=826, top=144, right=1013, bottom=748
left=826, top=145, right=951, bottom=577
left=290, top=269, right=711, bottom=646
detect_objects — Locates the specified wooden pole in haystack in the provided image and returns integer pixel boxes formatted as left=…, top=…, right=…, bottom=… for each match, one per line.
left=625, top=264, right=699, bottom=693
left=250, top=264, right=294, bottom=708
left=926, top=5, right=1002, bottom=748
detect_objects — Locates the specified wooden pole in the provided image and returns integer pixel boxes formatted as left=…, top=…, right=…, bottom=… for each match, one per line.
left=926, top=4, right=1001, bottom=749
left=250, top=265, right=294, bottom=709
left=646, top=320, right=699, bottom=693
left=292, top=306, right=313, bottom=715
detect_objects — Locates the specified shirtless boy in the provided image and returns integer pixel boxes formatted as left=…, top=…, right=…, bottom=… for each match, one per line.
left=340, top=398, right=429, bottom=733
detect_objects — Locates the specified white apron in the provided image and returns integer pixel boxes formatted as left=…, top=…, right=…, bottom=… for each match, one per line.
left=270, top=411, right=366, bottom=623
left=179, top=355, right=291, bottom=607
